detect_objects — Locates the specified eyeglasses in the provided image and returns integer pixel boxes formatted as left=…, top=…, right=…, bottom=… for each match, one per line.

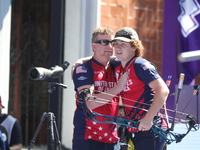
left=94, top=40, right=112, bottom=46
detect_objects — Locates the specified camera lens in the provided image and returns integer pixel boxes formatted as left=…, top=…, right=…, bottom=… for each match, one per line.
left=29, top=68, right=39, bottom=80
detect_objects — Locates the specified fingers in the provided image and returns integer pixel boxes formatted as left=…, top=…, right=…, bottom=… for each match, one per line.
left=120, top=71, right=129, bottom=82
left=118, top=72, right=129, bottom=89
left=138, top=124, right=150, bottom=131
left=71, top=61, right=83, bottom=79
left=138, top=119, right=152, bottom=131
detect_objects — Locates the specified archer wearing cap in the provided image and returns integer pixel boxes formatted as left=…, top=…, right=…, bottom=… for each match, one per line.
left=111, top=27, right=169, bottom=150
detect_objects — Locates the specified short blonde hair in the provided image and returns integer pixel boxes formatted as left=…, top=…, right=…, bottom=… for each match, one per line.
left=92, top=27, right=114, bottom=43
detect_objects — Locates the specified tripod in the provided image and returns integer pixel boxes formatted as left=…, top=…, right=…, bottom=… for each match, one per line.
left=28, top=81, right=67, bottom=150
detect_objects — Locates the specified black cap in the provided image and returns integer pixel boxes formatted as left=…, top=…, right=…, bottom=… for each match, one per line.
left=113, top=27, right=139, bottom=42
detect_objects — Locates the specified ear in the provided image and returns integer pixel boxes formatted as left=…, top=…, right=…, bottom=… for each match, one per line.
left=92, top=43, right=96, bottom=52
left=132, top=46, right=137, bottom=52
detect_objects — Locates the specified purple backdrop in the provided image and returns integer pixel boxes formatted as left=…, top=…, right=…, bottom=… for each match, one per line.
left=162, top=0, right=200, bottom=123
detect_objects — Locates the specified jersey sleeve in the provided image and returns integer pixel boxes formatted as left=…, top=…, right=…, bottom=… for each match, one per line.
left=73, top=62, right=94, bottom=90
left=134, top=58, right=160, bottom=84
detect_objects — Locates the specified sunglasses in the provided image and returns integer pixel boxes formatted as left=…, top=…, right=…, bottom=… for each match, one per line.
left=94, top=40, right=112, bottom=46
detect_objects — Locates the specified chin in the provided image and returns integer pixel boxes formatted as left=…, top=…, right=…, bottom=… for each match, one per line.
left=105, top=53, right=112, bottom=57
left=116, top=55, right=122, bottom=60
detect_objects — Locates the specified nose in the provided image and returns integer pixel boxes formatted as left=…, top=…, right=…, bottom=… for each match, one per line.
left=107, top=42, right=113, bottom=48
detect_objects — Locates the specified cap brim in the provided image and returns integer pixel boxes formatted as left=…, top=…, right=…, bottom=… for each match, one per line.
left=113, top=37, right=132, bottom=42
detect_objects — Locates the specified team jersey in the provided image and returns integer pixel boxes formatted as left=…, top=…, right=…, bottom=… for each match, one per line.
left=72, top=57, right=119, bottom=143
left=112, top=57, right=167, bottom=131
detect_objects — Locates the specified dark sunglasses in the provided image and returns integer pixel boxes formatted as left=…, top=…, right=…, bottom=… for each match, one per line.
left=94, top=40, right=112, bottom=46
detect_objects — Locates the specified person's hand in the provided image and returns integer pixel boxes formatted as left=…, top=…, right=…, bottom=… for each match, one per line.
left=116, top=71, right=129, bottom=91
left=71, top=63, right=81, bottom=79
left=71, top=56, right=92, bottom=79
left=138, top=116, right=153, bottom=131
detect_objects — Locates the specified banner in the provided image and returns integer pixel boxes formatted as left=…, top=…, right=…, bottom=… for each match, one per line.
left=163, top=0, right=200, bottom=92
left=178, top=0, right=200, bottom=84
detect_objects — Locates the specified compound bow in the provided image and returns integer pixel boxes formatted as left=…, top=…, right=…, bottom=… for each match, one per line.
left=76, top=88, right=199, bottom=145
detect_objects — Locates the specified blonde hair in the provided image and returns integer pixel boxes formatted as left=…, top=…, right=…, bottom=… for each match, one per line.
left=130, top=40, right=144, bottom=57
left=92, top=27, right=114, bottom=43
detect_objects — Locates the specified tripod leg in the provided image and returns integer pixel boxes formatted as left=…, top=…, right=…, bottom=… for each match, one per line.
left=28, top=113, right=47, bottom=150
left=47, top=113, right=62, bottom=150
left=52, top=114, right=62, bottom=150
left=48, top=113, right=56, bottom=150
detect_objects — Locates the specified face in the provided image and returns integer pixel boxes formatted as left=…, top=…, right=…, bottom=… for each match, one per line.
left=113, top=40, right=136, bottom=64
left=92, top=34, right=114, bottom=62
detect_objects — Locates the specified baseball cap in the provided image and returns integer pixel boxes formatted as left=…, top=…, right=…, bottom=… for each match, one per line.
left=113, top=27, right=139, bottom=42
left=0, top=96, right=5, bottom=108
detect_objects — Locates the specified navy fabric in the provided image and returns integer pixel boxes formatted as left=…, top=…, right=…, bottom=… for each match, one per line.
left=132, top=130, right=165, bottom=150
left=72, top=139, right=117, bottom=150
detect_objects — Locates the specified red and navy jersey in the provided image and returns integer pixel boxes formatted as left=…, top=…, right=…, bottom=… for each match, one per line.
left=72, top=57, right=119, bottom=143
left=113, top=57, right=161, bottom=123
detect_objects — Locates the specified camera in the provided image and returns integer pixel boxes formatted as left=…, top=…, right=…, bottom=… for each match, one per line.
left=29, top=61, right=70, bottom=80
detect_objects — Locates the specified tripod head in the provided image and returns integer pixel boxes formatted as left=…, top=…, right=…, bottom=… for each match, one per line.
left=47, top=82, right=67, bottom=93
